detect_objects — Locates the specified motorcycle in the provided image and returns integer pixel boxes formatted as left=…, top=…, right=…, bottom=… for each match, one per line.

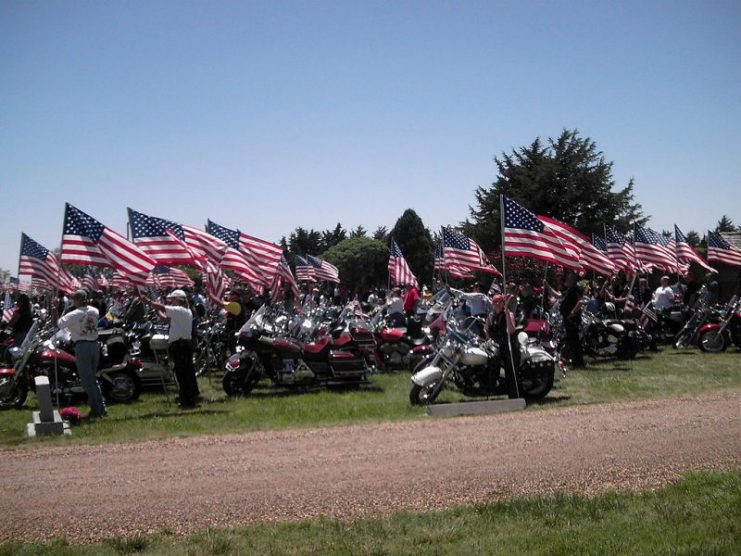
left=698, top=296, right=741, bottom=352
left=409, top=317, right=555, bottom=405
left=579, top=304, right=643, bottom=360
left=373, top=311, right=432, bottom=372
left=222, top=306, right=372, bottom=396
left=0, top=321, right=142, bottom=408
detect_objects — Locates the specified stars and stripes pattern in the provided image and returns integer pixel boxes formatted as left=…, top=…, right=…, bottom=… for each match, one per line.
left=147, top=266, right=194, bottom=289
left=2, top=290, right=14, bottom=324
left=435, top=238, right=472, bottom=279
left=539, top=216, right=615, bottom=277
left=388, top=239, right=418, bottom=287
left=128, top=208, right=194, bottom=266
left=502, top=197, right=580, bottom=271
left=163, top=229, right=232, bottom=299
left=81, top=268, right=102, bottom=293
left=674, top=225, right=716, bottom=274
left=294, top=255, right=316, bottom=282
left=19, top=233, right=78, bottom=293
left=204, top=221, right=264, bottom=291
left=238, top=231, right=283, bottom=283
left=707, top=231, right=741, bottom=268
left=269, top=256, right=300, bottom=305
left=307, top=255, right=340, bottom=283
left=605, top=227, right=637, bottom=272
left=634, top=225, right=678, bottom=273
left=61, top=204, right=155, bottom=286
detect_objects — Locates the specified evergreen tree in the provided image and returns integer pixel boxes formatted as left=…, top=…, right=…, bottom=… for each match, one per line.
left=463, top=130, right=645, bottom=250
left=288, top=227, right=322, bottom=256
left=390, top=209, right=435, bottom=286
left=372, top=226, right=389, bottom=242
left=685, top=231, right=701, bottom=247
left=322, top=237, right=389, bottom=290
left=715, top=215, right=735, bottom=233
left=349, top=225, right=367, bottom=239
left=320, top=223, right=347, bottom=252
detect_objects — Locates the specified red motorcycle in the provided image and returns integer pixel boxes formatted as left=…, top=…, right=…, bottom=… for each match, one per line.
left=222, top=307, right=372, bottom=396
left=698, top=296, right=741, bottom=352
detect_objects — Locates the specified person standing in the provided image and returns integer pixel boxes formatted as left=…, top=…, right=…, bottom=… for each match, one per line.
left=653, top=275, right=675, bottom=312
left=56, top=289, right=106, bottom=418
left=144, top=289, right=199, bottom=409
left=560, top=273, right=586, bottom=368
left=484, top=294, right=520, bottom=398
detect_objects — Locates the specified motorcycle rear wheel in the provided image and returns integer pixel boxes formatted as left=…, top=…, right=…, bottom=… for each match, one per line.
left=102, top=371, right=141, bottom=403
left=699, top=330, right=727, bottom=353
left=222, top=358, right=260, bottom=397
left=409, top=381, right=442, bottom=406
left=0, top=376, right=27, bottom=409
left=517, top=372, right=553, bottom=400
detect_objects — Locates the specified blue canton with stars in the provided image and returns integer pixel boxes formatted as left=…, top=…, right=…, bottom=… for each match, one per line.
left=20, top=233, right=49, bottom=260
left=64, top=204, right=106, bottom=242
left=442, top=227, right=471, bottom=250
left=207, top=220, right=241, bottom=249
left=502, top=197, right=545, bottom=232
left=128, top=208, right=185, bottom=240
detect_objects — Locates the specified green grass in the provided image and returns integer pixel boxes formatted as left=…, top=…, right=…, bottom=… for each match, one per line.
left=3, top=469, right=740, bottom=555
left=1, top=349, right=739, bottom=448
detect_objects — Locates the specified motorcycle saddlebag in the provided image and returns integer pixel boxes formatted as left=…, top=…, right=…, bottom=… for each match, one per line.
left=328, top=350, right=367, bottom=376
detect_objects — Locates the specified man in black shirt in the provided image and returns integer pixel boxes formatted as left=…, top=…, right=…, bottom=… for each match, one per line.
left=560, top=273, right=585, bottom=368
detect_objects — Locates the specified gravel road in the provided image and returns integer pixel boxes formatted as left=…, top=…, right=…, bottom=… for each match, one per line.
left=2, top=391, right=740, bottom=543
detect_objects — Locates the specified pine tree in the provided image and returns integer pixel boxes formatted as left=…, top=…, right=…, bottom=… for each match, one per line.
left=390, top=209, right=435, bottom=286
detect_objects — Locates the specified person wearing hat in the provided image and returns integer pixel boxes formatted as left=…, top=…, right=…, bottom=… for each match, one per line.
left=485, top=293, right=520, bottom=398
left=56, top=289, right=107, bottom=418
left=144, top=289, right=199, bottom=409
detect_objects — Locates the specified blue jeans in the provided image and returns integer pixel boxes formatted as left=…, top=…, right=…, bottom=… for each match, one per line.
left=75, top=341, right=106, bottom=415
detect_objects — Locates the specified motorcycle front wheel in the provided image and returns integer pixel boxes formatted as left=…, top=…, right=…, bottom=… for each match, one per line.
left=222, top=357, right=260, bottom=397
left=409, top=381, right=442, bottom=406
left=699, top=330, right=727, bottom=353
left=0, top=376, right=27, bottom=409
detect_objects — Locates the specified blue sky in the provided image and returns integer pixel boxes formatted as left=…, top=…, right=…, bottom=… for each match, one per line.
left=1, top=0, right=739, bottom=274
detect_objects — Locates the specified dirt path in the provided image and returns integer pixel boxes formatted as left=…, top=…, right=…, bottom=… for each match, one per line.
left=2, top=391, right=740, bottom=543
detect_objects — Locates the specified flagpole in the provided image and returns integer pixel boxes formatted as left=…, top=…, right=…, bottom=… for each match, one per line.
left=500, top=195, right=520, bottom=399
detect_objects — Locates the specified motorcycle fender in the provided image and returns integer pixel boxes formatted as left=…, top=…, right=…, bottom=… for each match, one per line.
left=411, top=366, right=443, bottom=387
left=0, top=367, right=16, bottom=375
left=698, top=323, right=720, bottom=334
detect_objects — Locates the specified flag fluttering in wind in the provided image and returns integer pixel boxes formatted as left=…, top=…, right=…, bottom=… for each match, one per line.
left=442, top=227, right=501, bottom=276
left=605, top=227, right=637, bottom=273
left=538, top=216, right=615, bottom=277
left=2, top=289, right=14, bottom=324
left=204, top=220, right=265, bottom=291
left=62, top=204, right=155, bottom=286
left=207, top=220, right=282, bottom=286
left=148, top=266, right=194, bottom=289
left=307, top=255, right=340, bottom=282
left=501, top=197, right=580, bottom=271
left=294, top=255, right=316, bottom=282
left=269, top=256, right=300, bottom=305
left=674, top=225, right=716, bottom=274
left=128, top=208, right=197, bottom=266
left=634, top=225, right=678, bottom=273
left=19, top=233, right=78, bottom=293
left=707, top=231, right=741, bottom=268
left=388, top=239, right=418, bottom=287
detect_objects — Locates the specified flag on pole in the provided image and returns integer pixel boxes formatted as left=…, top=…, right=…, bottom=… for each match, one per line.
left=294, top=255, right=316, bottom=282
left=2, top=290, right=14, bottom=324
left=675, top=226, right=716, bottom=274
left=634, top=225, right=678, bottom=272
left=203, top=221, right=265, bottom=291
left=538, top=216, right=615, bottom=276
left=81, top=268, right=102, bottom=293
left=605, top=227, right=637, bottom=273
left=435, top=238, right=472, bottom=279
left=501, top=197, right=580, bottom=271
left=61, top=204, right=155, bottom=286
left=269, top=256, right=300, bottom=305
left=128, top=208, right=197, bottom=266
left=388, top=239, right=418, bottom=287
left=207, top=220, right=281, bottom=285
left=307, top=255, right=340, bottom=282
left=19, top=233, right=78, bottom=293
left=148, top=266, right=195, bottom=289
left=707, top=231, right=741, bottom=268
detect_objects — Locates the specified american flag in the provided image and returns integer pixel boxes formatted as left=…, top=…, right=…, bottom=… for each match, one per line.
left=307, top=255, right=340, bottom=283
left=207, top=220, right=281, bottom=285
left=269, top=256, right=300, bottom=305
left=2, top=290, right=13, bottom=324
left=61, top=203, right=155, bottom=286
left=19, top=233, right=62, bottom=288
left=110, top=272, right=131, bottom=290
left=634, top=225, right=678, bottom=272
left=435, top=238, right=472, bottom=279
left=128, top=208, right=196, bottom=266
left=675, top=225, right=716, bottom=274
left=148, top=266, right=194, bottom=289
left=201, top=221, right=263, bottom=292
left=81, top=267, right=102, bottom=293
left=539, top=216, right=615, bottom=277
left=605, top=227, right=637, bottom=272
left=19, top=233, right=78, bottom=293
left=388, top=239, right=418, bottom=287
left=163, top=229, right=234, bottom=299
left=707, top=231, right=741, bottom=268
left=294, top=255, right=316, bottom=282
left=501, top=197, right=580, bottom=271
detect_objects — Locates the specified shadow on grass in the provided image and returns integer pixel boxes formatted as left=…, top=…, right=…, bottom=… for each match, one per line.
left=529, top=395, right=571, bottom=406
left=106, top=408, right=230, bottom=422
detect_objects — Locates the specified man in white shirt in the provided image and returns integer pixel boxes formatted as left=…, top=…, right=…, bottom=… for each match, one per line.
left=57, top=289, right=106, bottom=418
left=653, top=275, right=676, bottom=312
left=144, top=289, right=199, bottom=409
